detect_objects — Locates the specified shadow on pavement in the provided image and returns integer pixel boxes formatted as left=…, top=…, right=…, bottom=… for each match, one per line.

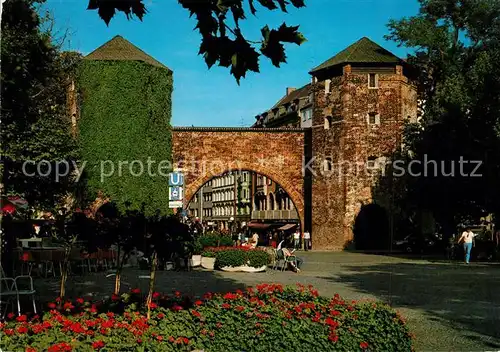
left=318, top=262, right=500, bottom=349
left=33, top=268, right=248, bottom=304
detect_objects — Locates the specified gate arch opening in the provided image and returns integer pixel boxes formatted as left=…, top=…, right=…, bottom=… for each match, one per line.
left=184, top=168, right=303, bottom=234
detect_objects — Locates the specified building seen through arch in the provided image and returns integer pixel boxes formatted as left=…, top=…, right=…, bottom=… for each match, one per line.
left=188, top=171, right=298, bottom=232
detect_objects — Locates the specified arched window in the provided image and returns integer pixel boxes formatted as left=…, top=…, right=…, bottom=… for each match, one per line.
left=269, top=193, right=275, bottom=210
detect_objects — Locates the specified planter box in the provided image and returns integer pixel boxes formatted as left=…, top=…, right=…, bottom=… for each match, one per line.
left=220, top=265, right=266, bottom=273
left=201, top=257, right=215, bottom=270
left=191, top=255, right=202, bottom=267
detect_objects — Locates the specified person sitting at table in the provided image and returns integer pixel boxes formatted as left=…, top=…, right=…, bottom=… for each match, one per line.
left=250, top=233, right=259, bottom=248
left=280, top=247, right=303, bottom=272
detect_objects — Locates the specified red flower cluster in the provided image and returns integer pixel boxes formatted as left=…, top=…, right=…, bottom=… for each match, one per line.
left=47, top=342, right=72, bottom=352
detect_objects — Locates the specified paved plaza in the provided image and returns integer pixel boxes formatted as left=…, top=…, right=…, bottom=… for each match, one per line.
left=33, top=252, right=500, bottom=351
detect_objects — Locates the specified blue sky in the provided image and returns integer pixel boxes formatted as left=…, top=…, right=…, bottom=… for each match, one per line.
left=45, top=0, right=420, bottom=127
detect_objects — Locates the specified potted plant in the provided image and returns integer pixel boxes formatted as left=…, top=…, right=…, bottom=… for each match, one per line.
left=201, top=248, right=216, bottom=270
left=191, top=239, right=203, bottom=267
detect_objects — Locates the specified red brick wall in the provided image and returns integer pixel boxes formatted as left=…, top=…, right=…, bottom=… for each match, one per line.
left=311, top=65, right=417, bottom=250
left=172, top=128, right=306, bottom=230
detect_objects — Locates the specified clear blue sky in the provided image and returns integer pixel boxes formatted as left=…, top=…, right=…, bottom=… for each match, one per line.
left=45, top=0, right=420, bottom=127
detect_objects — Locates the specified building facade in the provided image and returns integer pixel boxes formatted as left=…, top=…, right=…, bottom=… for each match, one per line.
left=253, top=37, right=418, bottom=250
left=252, top=174, right=298, bottom=221
left=188, top=170, right=252, bottom=231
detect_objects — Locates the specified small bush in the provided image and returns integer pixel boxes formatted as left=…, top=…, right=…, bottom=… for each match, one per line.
left=213, top=247, right=271, bottom=268
left=0, top=284, right=414, bottom=352
left=198, top=232, right=233, bottom=249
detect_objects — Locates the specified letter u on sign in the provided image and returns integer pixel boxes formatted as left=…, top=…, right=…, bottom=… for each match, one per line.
left=169, top=172, right=184, bottom=186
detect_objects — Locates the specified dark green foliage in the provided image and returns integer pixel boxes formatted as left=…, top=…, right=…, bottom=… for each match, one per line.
left=381, top=0, right=500, bottom=234
left=78, top=60, right=173, bottom=216
left=86, top=0, right=307, bottom=83
left=214, top=247, right=271, bottom=268
left=198, top=232, right=233, bottom=248
left=1, top=0, right=78, bottom=210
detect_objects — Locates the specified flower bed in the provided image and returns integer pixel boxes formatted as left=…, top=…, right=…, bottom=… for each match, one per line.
left=0, top=284, right=414, bottom=352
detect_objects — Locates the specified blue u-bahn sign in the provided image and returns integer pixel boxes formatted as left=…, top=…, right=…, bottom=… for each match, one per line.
left=168, top=172, right=184, bottom=208
left=168, top=172, right=184, bottom=186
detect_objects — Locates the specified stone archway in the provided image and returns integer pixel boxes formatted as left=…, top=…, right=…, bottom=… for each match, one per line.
left=172, top=127, right=306, bottom=231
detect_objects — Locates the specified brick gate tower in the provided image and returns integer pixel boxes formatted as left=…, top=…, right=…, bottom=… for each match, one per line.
left=308, top=37, right=418, bottom=250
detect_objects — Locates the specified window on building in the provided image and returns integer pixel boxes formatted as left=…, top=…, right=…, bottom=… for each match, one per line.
left=325, top=116, right=332, bottom=129
left=368, top=73, right=378, bottom=88
left=325, top=79, right=331, bottom=94
left=367, top=156, right=377, bottom=170
left=324, top=157, right=333, bottom=171
left=301, top=108, right=312, bottom=121
left=368, top=112, right=379, bottom=125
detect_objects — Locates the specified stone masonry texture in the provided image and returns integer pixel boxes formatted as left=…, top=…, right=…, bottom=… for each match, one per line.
left=172, top=128, right=306, bottom=232
left=311, top=65, right=417, bottom=250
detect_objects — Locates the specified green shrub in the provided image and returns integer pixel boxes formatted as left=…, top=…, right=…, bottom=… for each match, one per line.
left=214, top=248, right=246, bottom=268
left=198, top=233, right=233, bottom=249
left=247, top=249, right=271, bottom=268
left=0, top=284, right=414, bottom=352
left=201, top=248, right=216, bottom=258
left=214, top=247, right=271, bottom=268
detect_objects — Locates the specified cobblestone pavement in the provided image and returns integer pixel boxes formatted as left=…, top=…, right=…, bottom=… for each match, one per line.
left=31, top=251, right=500, bottom=352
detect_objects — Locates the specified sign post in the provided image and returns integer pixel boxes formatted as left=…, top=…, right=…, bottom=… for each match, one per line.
left=168, top=171, right=184, bottom=209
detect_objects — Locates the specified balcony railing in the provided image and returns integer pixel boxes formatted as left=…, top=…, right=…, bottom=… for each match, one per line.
left=251, top=210, right=299, bottom=220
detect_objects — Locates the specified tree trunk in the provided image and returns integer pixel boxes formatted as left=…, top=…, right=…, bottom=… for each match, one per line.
left=59, top=247, right=71, bottom=300
left=146, top=251, right=158, bottom=320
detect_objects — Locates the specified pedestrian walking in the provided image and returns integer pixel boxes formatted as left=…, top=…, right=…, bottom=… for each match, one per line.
left=293, top=229, right=301, bottom=250
left=457, top=227, right=477, bottom=264
left=303, top=230, right=311, bottom=251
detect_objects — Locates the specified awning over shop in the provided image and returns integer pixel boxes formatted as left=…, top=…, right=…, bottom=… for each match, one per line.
left=246, top=222, right=272, bottom=229
left=278, top=223, right=297, bottom=231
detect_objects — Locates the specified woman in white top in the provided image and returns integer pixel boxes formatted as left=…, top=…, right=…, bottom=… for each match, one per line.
left=458, top=227, right=477, bottom=264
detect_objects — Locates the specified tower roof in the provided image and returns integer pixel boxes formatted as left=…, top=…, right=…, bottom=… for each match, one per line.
left=85, top=35, right=171, bottom=70
left=310, top=37, right=402, bottom=74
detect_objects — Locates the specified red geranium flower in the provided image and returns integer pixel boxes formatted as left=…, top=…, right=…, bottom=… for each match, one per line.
left=7, top=313, right=15, bottom=319
left=360, top=342, right=369, bottom=349
left=111, top=294, right=120, bottom=301
left=168, top=336, right=175, bottom=343
left=152, top=292, right=160, bottom=299
left=16, top=314, right=27, bottom=322
left=92, top=340, right=105, bottom=350
left=5, top=329, right=14, bottom=336
left=76, top=298, right=84, bottom=304
left=131, top=288, right=140, bottom=294
left=17, top=326, right=28, bottom=334
left=328, top=333, right=339, bottom=342
left=149, top=302, right=157, bottom=309
left=156, top=335, right=163, bottom=341
left=48, top=302, right=56, bottom=309
left=195, top=300, right=203, bottom=306
left=157, top=313, right=165, bottom=319
left=182, top=337, right=189, bottom=344
left=191, top=310, right=201, bottom=318
left=26, top=347, right=37, bottom=352
left=174, top=291, right=181, bottom=297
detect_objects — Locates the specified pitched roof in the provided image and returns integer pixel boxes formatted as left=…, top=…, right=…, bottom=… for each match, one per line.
left=85, top=35, right=171, bottom=70
left=271, top=84, right=311, bottom=109
left=310, top=37, right=402, bottom=74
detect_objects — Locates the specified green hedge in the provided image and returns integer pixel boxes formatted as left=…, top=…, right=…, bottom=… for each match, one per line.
left=214, top=247, right=271, bottom=268
left=198, top=232, right=233, bottom=248
left=78, top=61, right=173, bottom=216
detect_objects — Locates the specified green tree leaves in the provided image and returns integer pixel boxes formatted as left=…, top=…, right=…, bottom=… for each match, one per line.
left=87, top=0, right=307, bottom=83
left=261, top=23, right=306, bottom=67
left=384, top=0, right=500, bottom=231
left=1, top=0, right=79, bottom=210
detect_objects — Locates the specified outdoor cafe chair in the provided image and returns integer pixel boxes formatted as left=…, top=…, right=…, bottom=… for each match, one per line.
left=0, top=274, right=37, bottom=318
